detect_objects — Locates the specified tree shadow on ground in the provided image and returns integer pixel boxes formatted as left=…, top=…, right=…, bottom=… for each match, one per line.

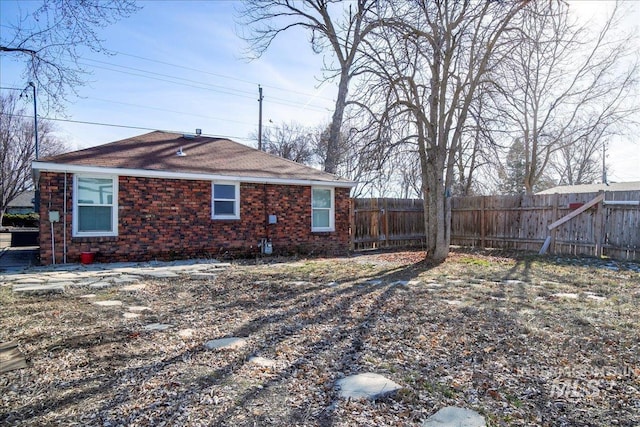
left=1, top=257, right=439, bottom=426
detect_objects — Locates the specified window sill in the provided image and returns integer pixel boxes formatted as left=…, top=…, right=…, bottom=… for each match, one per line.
left=312, top=229, right=335, bottom=233
left=72, top=236, right=118, bottom=243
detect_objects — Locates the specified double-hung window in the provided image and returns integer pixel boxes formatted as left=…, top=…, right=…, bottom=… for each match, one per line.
left=212, top=181, right=240, bottom=219
left=73, top=175, right=118, bottom=237
left=311, top=187, right=334, bottom=232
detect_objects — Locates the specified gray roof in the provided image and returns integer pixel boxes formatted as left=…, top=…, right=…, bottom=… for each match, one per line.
left=537, top=181, right=640, bottom=194
left=7, top=191, right=35, bottom=208
left=35, top=131, right=355, bottom=187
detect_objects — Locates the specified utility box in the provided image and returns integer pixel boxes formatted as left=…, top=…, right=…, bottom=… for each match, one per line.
left=268, top=214, right=277, bottom=224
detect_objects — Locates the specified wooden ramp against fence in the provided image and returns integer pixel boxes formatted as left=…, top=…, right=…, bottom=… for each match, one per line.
left=352, top=190, right=640, bottom=261
left=449, top=190, right=640, bottom=260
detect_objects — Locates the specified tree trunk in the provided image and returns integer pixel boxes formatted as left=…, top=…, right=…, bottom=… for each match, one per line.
left=324, top=68, right=350, bottom=174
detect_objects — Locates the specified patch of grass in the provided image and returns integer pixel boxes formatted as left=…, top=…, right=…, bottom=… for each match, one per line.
left=459, top=257, right=492, bottom=267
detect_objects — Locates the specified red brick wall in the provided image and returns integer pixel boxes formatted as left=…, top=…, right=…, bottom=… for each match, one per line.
left=38, top=172, right=351, bottom=265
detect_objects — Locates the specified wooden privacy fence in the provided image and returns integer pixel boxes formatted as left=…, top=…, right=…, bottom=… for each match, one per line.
left=352, top=191, right=640, bottom=261
left=351, top=198, right=426, bottom=250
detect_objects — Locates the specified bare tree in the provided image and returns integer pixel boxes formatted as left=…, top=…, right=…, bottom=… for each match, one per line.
left=551, top=134, right=606, bottom=186
left=490, top=1, right=638, bottom=194
left=357, top=1, right=529, bottom=260
left=237, top=0, right=379, bottom=174
left=258, top=121, right=315, bottom=164
left=0, top=0, right=139, bottom=111
left=1, top=93, right=67, bottom=225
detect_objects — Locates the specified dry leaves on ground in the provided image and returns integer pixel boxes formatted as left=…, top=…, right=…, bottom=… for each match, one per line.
left=1, top=249, right=639, bottom=426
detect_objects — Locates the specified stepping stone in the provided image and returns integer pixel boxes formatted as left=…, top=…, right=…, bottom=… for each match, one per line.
left=422, top=406, right=486, bottom=427
left=289, top=281, right=307, bottom=286
left=79, top=294, right=96, bottom=298
left=13, top=283, right=65, bottom=294
left=128, top=306, right=151, bottom=312
left=443, top=299, right=463, bottom=306
left=14, top=278, right=45, bottom=284
left=407, top=280, right=421, bottom=286
left=552, top=293, right=579, bottom=299
left=123, top=312, right=140, bottom=319
left=367, top=279, right=383, bottom=285
left=119, top=283, right=146, bottom=292
left=335, top=372, right=402, bottom=399
left=205, top=337, right=247, bottom=351
left=45, top=281, right=75, bottom=288
left=503, top=280, right=524, bottom=285
left=144, top=323, right=173, bottom=331
left=391, top=280, right=409, bottom=286
left=326, top=281, right=339, bottom=287
left=47, top=277, right=79, bottom=283
left=189, top=273, right=218, bottom=281
left=249, top=356, right=277, bottom=367
left=143, top=270, right=179, bottom=278
left=586, top=294, right=607, bottom=302
left=69, top=279, right=102, bottom=288
left=112, top=275, right=141, bottom=285
left=89, top=281, right=114, bottom=289
left=93, top=300, right=123, bottom=307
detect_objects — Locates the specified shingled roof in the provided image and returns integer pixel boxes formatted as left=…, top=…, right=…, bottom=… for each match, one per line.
left=537, top=181, right=640, bottom=194
left=33, top=131, right=355, bottom=187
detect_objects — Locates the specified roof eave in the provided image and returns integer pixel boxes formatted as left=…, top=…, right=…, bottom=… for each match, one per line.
left=32, top=161, right=358, bottom=188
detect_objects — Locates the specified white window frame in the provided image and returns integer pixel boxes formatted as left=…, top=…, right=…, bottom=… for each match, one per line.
left=72, top=174, right=118, bottom=237
left=211, top=181, right=240, bottom=220
left=311, top=186, right=335, bottom=232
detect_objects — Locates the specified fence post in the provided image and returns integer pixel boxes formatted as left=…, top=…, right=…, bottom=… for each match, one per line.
left=594, top=190, right=605, bottom=257
left=480, top=196, right=486, bottom=248
left=383, top=198, right=389, bottom=248
left=550, top=193, right=559, bottom=254
left=349, top=198, right=355, bottom=252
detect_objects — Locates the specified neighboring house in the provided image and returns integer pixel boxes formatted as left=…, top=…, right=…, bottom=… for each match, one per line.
left=32, top=131, right=356, bottom=265
left=537, top=181, right=640, bottom=195
left=6, top=191, right=36, bottom=214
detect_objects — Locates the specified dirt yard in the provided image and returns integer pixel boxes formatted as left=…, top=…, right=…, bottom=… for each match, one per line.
left=1, top=249, right=639, bottom=426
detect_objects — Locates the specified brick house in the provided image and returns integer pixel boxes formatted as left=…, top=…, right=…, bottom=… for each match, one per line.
left=32, top=131, right=356, bottom=265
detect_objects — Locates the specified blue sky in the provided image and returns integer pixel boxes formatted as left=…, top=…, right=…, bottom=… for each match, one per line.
left=0, top=1, right=337, bottom=148
left=1, top=0, right=639, bottom=182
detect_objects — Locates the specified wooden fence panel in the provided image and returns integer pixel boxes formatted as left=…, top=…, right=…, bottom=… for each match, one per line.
left=354, top=190, right=640, bottom=261
left=352, top=198, right=424, bottom=250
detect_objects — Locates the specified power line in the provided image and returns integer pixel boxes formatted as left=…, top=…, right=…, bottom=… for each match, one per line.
left=88, top=96, right=258, bottom=127
left=111, top=50, right=336, bottom=102
left=4, top=112, right=253, bottom=142
left=81, top=58, right=257, bottom=97
left=74, top=59, right=331, bottom=113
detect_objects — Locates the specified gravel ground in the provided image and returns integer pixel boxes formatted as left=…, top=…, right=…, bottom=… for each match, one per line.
left=1, top=249, right=639, bottom=426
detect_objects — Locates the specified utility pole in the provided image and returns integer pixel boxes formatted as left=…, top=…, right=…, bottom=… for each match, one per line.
left=602, top=140, right=607, bottom=185
left=258, top=85, right=264, bottom=151
left=29, top=82, right=38, bottom=159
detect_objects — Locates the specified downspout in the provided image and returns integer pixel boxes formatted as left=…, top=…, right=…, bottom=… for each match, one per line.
left=260, top=183, right=273, bottom=255
left=48, top=188, right=55, bottom=265
left=264, top=183, right=269, bottom=241
left=63, top=172, right=67, bottom=264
